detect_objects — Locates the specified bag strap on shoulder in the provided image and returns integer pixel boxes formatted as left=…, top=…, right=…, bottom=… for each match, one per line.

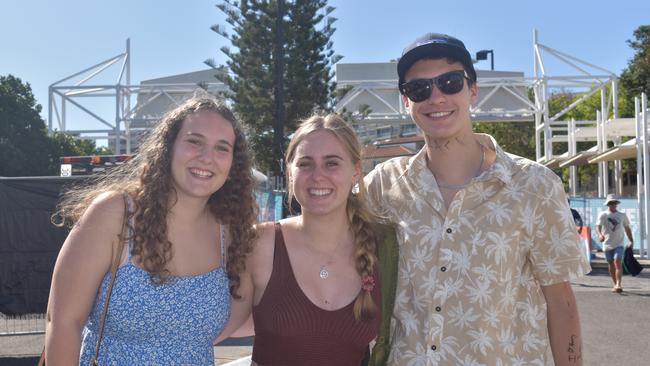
left=39, top=192, right=131, bottom=366
left=91, top=192, right=130, bottom=365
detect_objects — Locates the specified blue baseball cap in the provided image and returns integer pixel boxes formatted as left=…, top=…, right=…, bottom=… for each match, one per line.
left=397, top=33, right=477, bottom=86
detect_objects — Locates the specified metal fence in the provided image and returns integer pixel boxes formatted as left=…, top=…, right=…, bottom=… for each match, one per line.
left=0, top=313, right=46, bottom=336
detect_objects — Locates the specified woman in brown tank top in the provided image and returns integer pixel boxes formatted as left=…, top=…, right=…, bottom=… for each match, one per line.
left=216, top=114, right=381, bottom=365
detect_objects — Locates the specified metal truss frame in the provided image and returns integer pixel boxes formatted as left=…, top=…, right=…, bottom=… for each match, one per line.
left=49, top=40, right=132, bottom=153
left=531, top=29, right=620, bottom=198
left=47, top=32, right=619, bottom=173
left=471, top=76, right=535, bottom=119
left=47, top=39, right=223, bottom=154
left=334, top=80, right=407, bottom=120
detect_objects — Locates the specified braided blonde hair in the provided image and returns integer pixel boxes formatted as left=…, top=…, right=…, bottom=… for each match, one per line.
left=285, top=114, right=378, bottom=321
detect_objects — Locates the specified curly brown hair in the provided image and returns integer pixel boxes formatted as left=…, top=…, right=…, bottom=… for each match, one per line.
left=52, top=96, right=258, bottom=297
left=285, top=114, right=378, bottom=321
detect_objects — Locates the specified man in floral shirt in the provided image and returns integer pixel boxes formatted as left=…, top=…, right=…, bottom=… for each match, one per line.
left=365, top=33, right=591, bottom=366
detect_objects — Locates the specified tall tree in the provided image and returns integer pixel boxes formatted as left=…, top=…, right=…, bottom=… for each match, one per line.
left=0, top=74, right=52, bottom=176
left=0, top=74, right=99, bottom=176
left=620, top=25, right=650, bottom=117
left=207, top=0, right=341, bottom=174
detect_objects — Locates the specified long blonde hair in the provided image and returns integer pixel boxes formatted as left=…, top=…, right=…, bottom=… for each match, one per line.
left=285, top=114, right=378, bottom=321
left=52, top=96, right=258, bottom=297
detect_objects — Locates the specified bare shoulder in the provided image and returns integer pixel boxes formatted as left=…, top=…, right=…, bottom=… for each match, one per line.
left=75, top=191, right=128, bottom=239
left=278, top=216, right=300, bottom=231
left=90, top=190, right=127, bottom=212
left=56, top=191, right=129, bottom=279
left=246, top=221, right=277, bottom=274
left=252, top=221, right=277, bottom=252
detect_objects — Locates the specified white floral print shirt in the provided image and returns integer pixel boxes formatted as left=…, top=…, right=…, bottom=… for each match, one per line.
left=364, top=134, right=591, bottom=366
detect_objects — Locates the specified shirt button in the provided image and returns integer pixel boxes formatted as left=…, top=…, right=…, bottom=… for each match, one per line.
left=435, top=306, right=442, bottom=312
left=431, top=345, right=437, bottom=351
left=446, top=228, right=452, bottom=234
left=440, top=266, right=447, bottom=272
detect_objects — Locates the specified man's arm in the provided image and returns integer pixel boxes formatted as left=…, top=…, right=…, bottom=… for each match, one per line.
left=624, top=225, right=634, bottom=247
left=595, top=224, right=604, bottom=242
left=542, top=281, right=583, bottom=366
left=621, top=213, right=634, bottom=246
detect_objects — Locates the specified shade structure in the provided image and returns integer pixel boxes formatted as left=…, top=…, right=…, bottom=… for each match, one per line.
left=543, top=152, right=570, bottom=169
left=558, top=146, right=600, bottom=167
left=588, top=138, right=641, bottom=164
left=573, top=118, right=637, bottom=140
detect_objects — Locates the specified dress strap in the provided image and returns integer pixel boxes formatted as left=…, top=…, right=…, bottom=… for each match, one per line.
left=272, top=222, right=290, bottom=275
left=220, top=224, right=227, bottom=267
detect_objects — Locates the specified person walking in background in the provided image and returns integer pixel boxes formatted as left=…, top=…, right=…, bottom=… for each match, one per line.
left=218, top=114, right=384, bottom=366
left=365, top=32, right=591, bottom=366
left=44, top=97, right=258, bottom=365
left=596, top=194, right=634, bottom=293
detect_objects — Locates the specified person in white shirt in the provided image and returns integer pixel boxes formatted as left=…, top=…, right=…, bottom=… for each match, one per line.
left=596, top=194, right=634, bottom=293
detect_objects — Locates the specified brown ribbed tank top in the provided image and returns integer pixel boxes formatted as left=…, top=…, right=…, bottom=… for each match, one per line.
left=251, top=223, right=381, bottom=366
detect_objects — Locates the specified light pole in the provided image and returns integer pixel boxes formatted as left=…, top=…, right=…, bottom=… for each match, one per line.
left=476, top=49, right=494, bottom=70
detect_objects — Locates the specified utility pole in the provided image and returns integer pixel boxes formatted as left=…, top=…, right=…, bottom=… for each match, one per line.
left=273, top=0, right=286, bottom=177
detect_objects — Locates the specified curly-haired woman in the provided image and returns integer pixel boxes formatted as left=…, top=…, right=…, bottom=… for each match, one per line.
left=218, top=114, right=385, bottom=366
left=44, top=96, right=257, bottom=365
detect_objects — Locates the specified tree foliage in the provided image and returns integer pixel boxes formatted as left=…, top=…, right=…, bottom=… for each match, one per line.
left=547, top=86, right=630, bottom=123
left=0, top=75, right=52, bottom=176
left=47, top=131, right=99, bottom=168
left=0, top=74, right=98, bottom=176
left=543, top=81, right=641, bottom=193
left=207, top=0, right=340, bottom=173
left=473, top=122, right=536, bottom=160
left=620, top=25, right=650, bottom=117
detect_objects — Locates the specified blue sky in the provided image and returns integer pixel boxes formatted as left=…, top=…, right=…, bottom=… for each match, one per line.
left=1, top=0, right=647, bottom=129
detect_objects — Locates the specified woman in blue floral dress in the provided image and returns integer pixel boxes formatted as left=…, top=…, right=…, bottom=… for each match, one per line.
left=44, top=97, right=258, bottom=365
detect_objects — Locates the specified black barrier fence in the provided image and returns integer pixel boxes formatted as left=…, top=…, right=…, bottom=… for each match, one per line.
left=0, top=176, right=285, bottom=322
left=0, top=176, right=81, bottom=317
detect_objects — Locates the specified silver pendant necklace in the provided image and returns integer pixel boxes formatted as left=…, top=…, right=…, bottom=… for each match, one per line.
left=319, top=265, right=330, bottom=279
left=437, top=144, right=486, bottom=190
left=315, top=239, right=345, bottom=279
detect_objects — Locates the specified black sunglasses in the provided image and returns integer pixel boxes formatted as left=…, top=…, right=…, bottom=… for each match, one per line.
left=399, top=70, right=470, bottom=103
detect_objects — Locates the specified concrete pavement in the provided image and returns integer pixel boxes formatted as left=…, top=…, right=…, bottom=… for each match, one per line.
left=572, top=267, right=650, bottom=365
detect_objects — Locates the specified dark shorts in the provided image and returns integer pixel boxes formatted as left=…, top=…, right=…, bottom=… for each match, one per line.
left=605, top=246, right=624, bottom=262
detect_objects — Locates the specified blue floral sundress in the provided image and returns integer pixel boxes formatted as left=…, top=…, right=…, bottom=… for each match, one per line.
left=79, top=212, right=230, bottom=366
